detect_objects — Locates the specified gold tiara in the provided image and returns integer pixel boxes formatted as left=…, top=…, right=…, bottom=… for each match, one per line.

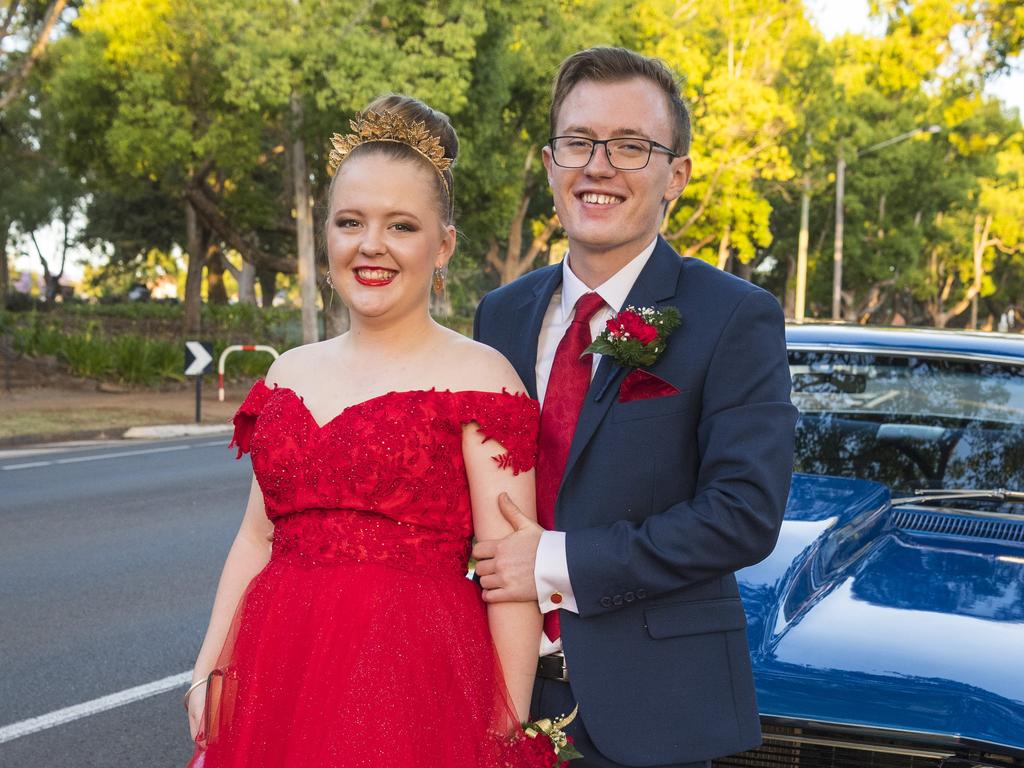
left=327, top=110, right=453, bottom=192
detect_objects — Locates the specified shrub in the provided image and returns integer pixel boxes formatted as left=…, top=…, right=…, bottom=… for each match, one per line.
left=12, top=315, right=66, bottom=357
left=3, top=303, right=312, bottom=386
left=109, top=336, right=184, bottom=386
left=61, top=334, right=114, bottom=379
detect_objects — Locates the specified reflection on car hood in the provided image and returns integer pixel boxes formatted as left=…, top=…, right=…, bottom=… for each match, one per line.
left=739, top=473, right=1024, bottom=750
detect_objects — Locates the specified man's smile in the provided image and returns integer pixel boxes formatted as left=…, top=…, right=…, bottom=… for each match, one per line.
left=579, top=191, right=625, bottom=206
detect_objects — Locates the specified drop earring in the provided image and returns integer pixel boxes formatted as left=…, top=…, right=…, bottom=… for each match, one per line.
left=432, top=266, right=446, bottom=297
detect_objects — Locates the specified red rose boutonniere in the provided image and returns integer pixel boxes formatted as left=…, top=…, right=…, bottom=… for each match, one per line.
left=585, top=305, right=681, bottom=368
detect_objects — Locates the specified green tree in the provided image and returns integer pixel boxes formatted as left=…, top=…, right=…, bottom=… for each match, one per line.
left=453, top=0, right=627, bottom=290
left=637, top=0, right=804, bottom=276
left=46, top=0, right=492, bottom=331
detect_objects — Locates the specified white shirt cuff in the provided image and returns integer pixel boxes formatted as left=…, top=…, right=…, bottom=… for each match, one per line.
left=534, top=530, right=578, bottom=614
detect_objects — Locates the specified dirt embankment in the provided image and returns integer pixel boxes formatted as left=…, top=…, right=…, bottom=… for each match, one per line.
left=0, top=353, right=245, bottom=446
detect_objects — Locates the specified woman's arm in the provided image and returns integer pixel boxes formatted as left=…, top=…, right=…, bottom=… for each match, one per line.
left=187, top=475, right=274, bottom=739
left=463, top=423, right=541, bottom=724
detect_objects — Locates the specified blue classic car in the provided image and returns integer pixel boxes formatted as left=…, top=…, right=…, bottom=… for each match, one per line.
left=720, top=325, right=1024, bottom=768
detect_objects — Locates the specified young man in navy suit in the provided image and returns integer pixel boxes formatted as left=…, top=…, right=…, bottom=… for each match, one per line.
left=472, top=47, right=797, bottom=767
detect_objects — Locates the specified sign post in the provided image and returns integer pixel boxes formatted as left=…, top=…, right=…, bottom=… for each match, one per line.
left=184, top=341, right=214, bottom=423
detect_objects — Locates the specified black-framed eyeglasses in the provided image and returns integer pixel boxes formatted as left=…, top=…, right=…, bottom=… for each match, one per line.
left=548, top=135, right=680, bottom=170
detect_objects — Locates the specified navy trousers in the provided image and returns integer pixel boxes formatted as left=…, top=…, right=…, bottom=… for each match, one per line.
left=531, top=677, right=712, bottom=768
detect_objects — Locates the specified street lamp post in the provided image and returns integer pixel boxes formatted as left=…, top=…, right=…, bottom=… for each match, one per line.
left=795, top=174, right=810, bottom=322
left=831, top=125, right=941, bottom=321
left=832, top=154, right=846, bottom=320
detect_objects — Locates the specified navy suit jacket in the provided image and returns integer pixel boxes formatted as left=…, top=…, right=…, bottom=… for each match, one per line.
left=474, top=237, right=797, bottom=766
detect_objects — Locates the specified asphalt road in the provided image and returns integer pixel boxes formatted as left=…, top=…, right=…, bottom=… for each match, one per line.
left=0, top=435, right=250, bottom=767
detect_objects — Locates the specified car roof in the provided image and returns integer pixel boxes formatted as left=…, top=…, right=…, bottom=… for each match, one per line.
left=786, top=324, right=1024, bottom=364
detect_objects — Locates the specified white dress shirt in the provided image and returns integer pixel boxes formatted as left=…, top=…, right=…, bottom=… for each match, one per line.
left=534, top=238, right=657, bottom=655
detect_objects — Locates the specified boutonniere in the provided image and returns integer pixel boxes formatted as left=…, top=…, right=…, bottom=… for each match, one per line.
left=498, top=706, right=583, bottom=767
left=585, top=305, right=681, bottom=368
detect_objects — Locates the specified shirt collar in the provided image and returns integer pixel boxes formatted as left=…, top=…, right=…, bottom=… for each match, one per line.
left=559, top=238, right=658, bottom=321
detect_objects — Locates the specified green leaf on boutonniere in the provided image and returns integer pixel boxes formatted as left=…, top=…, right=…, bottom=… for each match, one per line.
left=559, top=741, right=584, bottom=761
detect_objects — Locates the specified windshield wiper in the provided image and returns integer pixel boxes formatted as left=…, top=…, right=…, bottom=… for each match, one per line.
left=891, top=488, right=1024, bottom=506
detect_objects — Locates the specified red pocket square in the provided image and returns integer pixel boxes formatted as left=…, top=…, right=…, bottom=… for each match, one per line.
left=618, top=369, right=680, bottom=403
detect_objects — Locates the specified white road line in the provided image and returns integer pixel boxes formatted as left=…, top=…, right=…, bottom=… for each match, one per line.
left=1, top=441, right=229, bottom=471
left=0, top=671, right=190, bottom=744
left=1, top=460, right=50, bottom=469
left=55, top=445, right=192, bottom=464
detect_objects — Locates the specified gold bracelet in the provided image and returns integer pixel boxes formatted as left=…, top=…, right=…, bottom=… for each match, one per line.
left=183, top=677, right=208, bottom=712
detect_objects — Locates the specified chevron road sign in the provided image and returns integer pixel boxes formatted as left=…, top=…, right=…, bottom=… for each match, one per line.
left=184, top=341, right=214, bottom=377
left=184, top=341, right=214, bottom=423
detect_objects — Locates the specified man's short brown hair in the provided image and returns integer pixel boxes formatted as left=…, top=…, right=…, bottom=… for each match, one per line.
left=549, top=46, right=691, bottom=156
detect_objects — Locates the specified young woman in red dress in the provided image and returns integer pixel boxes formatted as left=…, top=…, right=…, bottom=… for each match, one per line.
left=185, top=95, right=544, bottom=767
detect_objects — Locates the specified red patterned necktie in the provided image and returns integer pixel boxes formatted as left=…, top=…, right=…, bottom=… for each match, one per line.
left=537, top=291, right=605, bottom=643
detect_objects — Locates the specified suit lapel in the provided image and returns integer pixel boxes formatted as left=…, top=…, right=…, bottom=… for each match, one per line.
left=510, top=265, right=562, bottom=401
left=559, top=239, right=683, bottom=507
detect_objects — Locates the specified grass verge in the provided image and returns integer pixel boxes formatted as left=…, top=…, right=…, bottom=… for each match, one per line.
left=0, top=407, right=186, bottom=441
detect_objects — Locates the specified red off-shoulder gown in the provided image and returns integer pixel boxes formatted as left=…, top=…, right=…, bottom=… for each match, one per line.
left=188, top=381, right=540, bottom=767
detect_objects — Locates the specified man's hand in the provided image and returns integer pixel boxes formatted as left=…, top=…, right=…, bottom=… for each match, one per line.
left=472, top=493, right=542, bottom=604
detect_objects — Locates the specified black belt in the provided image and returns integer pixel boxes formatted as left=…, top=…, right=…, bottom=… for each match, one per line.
left=537, top=652, right=568, bottom=682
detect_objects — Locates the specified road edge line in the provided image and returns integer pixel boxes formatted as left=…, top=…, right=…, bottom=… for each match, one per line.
left=0, top=671, right=190, bottom=744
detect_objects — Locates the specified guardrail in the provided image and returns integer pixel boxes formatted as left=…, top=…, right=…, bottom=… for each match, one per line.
left=218, top=344, right=280, bottom=401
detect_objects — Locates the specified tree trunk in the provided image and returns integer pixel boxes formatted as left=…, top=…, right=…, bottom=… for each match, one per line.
left=0, top=219, right=10, bottom=305
left=715, top=226, right=731, bottom=270
left=257, top=267, right=277, bottom=309
left=932, top=214, right=991, bottom=329
left=0, top=0, right=67, bottom=112
left=238, top=260, right=257, bottom=305
left=219, top=250, right=258, bottom=305
left=851, top=280, right=893, bottom=324
left=783, top=254, right=795, bottom=318
left=794, top=178, right=810, bottom=321
left=291, top=92, right=319, bottom=344
left=184, top=201, right=207, bottom=336
left=185, top=183, right=297, bottom=274
left=206, top=245, right=229, bottom=305
left=321, top=283, right=350, bottom=339
left=483, top=147, right=561, bottom=285
left=734, top=258, right=753, bottom=282
left=969, top=214, right=988, bottom=330
left=28, top=230, right=63, bottom=302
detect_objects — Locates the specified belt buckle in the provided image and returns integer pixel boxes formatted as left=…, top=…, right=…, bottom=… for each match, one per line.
left=550, top=651, right=569, bottom=682
left=552, top=651, right=569, bottom=684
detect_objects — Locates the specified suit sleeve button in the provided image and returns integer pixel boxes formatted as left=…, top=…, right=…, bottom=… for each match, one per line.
left=624, top=591, right=635, bottom=603
left=600, top=596, right=613, bottom=608
left=612, top=595, right=623, bottom=606
left=637, top=589, right=647, bottom=599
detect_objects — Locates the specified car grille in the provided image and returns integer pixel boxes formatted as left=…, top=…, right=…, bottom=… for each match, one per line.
left=891, top=509, right=1024, bottom=543
left=714, top=723, right=1022, bottom=768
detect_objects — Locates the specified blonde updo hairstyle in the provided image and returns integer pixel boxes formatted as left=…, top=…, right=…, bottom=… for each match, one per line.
left=325, top=94, right=458, bottom=228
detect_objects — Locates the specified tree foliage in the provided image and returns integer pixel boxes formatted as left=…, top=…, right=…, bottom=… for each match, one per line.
left=1, top=0, right=1021, bottom=329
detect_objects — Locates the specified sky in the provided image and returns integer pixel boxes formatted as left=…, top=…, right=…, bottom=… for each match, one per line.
left=13, top=1, right=1024, bottom=284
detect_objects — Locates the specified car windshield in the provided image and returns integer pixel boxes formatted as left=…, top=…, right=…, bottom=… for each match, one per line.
left=790, top=350, right=1024, bottom=506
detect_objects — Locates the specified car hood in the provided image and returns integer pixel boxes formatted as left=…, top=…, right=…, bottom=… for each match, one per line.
left=739, top=474, right=1024, bottom=751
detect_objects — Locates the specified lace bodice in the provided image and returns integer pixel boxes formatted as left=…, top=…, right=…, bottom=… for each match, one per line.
left=229, top=381, right=540, bottom=575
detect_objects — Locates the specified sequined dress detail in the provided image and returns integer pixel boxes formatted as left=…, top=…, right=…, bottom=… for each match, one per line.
left=188, top=381, right=539, bottom=767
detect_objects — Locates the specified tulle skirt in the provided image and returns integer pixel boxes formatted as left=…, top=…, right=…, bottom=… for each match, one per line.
left=188, top=556, right=516, bottom=767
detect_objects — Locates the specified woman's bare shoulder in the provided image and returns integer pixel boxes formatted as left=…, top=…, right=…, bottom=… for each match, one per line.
left=438, top=331, right=527, bottom=395
left=264, top=339, right=338, bottom=390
